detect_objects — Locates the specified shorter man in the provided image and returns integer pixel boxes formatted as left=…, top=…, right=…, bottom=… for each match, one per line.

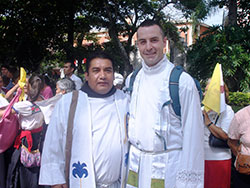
left=39, top=51, right=129, bottom=188
left=63, top=60, right=83, bottom=90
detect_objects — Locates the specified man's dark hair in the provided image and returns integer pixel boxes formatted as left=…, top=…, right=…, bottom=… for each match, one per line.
left=137, top=19, right=165, bottom=37
left=64, top=60, right=76, bottom=71
left=1, top=64, right=10, bottom=70
left=86, top=51, right=114, bottom=73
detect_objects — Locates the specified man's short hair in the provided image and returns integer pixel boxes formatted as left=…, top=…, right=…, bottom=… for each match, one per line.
left=86, top=51, right=114, bottom=73
left=64, top=60, right=76, bottom=71
left=1, top=64, right=10, bottom=70
left=137, top=19, right=165, bottom=38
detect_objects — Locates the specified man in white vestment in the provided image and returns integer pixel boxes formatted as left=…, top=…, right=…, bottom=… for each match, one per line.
left=39, top=51, right=129, bottom=188
left=63, top=60, right=83, bottom=90
left=126, top=20, right=204, bottom=188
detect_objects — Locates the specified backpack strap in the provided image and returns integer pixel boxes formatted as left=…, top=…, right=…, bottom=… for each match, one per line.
left=126, top=67, right=141, bottom=95
left=169, top=65, right=184, bottom=117
left=193, top=78, right=203, bottom=102
left=65, top=90, right=79, bottom=187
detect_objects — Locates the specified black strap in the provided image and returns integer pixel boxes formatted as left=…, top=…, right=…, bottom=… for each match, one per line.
left=65, top=90, right=79, bottom=187
left=214, top=115, right=220, bottom=125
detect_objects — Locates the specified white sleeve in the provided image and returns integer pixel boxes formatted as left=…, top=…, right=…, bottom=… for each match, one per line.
left=176, top=73, right=204, bottom=188
left=13, top=101, right=32, bottom=116
left=218, top=105, right=234, bottom=134
left=36, top=94, right=62, bottom=124
left=75, top=78, right=83, bottom=90
left=39, top=95, right=70, bottom=185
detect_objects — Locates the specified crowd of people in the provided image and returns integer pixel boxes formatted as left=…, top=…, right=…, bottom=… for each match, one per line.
left=0, top=19, right=249, bottom=188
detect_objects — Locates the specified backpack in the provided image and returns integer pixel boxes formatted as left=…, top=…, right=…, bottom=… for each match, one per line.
left=126, top=65, right=203, bottom=117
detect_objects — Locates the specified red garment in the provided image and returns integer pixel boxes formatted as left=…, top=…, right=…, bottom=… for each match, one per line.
left=14, top=126, right=43, bottom=152
left=205, top=159, right=231, bottom=188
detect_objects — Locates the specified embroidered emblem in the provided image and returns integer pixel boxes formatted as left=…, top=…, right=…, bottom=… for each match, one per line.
left=31, top=105, right=41, bottom=114
left=72, top=161, right=88, bottom=188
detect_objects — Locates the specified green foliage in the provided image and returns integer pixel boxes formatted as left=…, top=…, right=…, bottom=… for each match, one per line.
left=228, top=92, right=250, bottom=107
left=187, top=25, right=250, bottom=92
left=0, top=0, right=209, bottom=75
left=237, top=0, right=250, bottom=30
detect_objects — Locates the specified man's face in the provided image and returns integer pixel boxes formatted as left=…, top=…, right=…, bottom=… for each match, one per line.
left=137, top=25, right=166, bottom=67
left=85, top=58, right=114, bottom=95
left=63, top=62, right=74, bottom=77
left=1, top=67, right=9, bottom=77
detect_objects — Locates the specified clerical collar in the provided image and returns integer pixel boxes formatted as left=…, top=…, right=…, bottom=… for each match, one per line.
left=142, top=55, right=168, bottom=75
left=81, top=82, right=116, bottom=98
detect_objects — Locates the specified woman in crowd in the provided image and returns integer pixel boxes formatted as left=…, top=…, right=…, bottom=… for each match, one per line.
left=203, top=80, right=234, bottom=188
left=0, top=74, right=47, bottom=188
left=55, top=77, right=75, bottom=95
left=41, top=74, right=54, bottom=99
left=228, top=105, right=250, bottom=187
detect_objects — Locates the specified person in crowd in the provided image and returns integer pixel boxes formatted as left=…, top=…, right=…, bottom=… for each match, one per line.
left=0, top=75, right=6, bottom=97
left=1, top=65, right=9, bottom=77
left=1, top=75, right=10, bottom=93
left=0, top=74, right=48, bottom=188
left=55, top=78, right=75, bottom=95
left=41, top=74, right=54, bottom=99
left=1, top=65, right=17, bottom=91
left=228, top=105, right=250, bottom=187
left=63, top=60, right=83, bottom=90
left=125, top=19, right=204, bottom=187
left=39, top=51, right=129, bottom=188
left=4, top=71, right=21, bottom=101
left=202, top=80, right=234, bottom=188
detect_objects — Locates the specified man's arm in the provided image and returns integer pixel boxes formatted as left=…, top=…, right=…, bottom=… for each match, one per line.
left=228, top=138, right=240, bottom=157
left=176, top=73, right=204, bottom=188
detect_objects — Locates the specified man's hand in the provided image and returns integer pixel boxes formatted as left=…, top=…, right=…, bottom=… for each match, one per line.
left=52, top=184, right=67, bottom=188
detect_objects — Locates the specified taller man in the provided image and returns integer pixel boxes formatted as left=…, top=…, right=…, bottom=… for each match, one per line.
left=126, top=20, right=204, bottom=188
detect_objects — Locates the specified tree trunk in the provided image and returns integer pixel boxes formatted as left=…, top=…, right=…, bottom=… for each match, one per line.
left=108, top=28, right=132, bottom=77
left=68, top=0, right=74, bottom=45
left=227, top=0, right=237, bottom=26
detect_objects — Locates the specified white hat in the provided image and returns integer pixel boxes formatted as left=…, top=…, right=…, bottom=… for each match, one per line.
left=113, top=72, right=124, bottom=86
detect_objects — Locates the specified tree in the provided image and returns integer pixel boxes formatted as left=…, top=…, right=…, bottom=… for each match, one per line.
left=237, top=0, right=250, bottom=30
left=187, top=0, right=250, bottom=92
left=0, top=0, right=90, bottom=72
left=81, top=0, right=209, bottom=76
left=0, top=0, right=209, bottom=75
left=187, top=26, right=250, bottom=92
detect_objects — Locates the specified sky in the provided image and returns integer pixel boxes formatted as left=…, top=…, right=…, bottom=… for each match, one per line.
left=204, top=7, right=225, bottom=26
left=164, top=4, right=226, bottom=26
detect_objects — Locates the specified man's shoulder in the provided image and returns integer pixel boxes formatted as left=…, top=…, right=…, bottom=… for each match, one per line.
left=179, top=71, right=196, bottom=88
left=71, top=74, right=82, bottom=82
left=235, top=105, right=250, bottom=122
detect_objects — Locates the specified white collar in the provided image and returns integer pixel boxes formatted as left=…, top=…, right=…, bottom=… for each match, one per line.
left=142, top=56, right=168, bottom=75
